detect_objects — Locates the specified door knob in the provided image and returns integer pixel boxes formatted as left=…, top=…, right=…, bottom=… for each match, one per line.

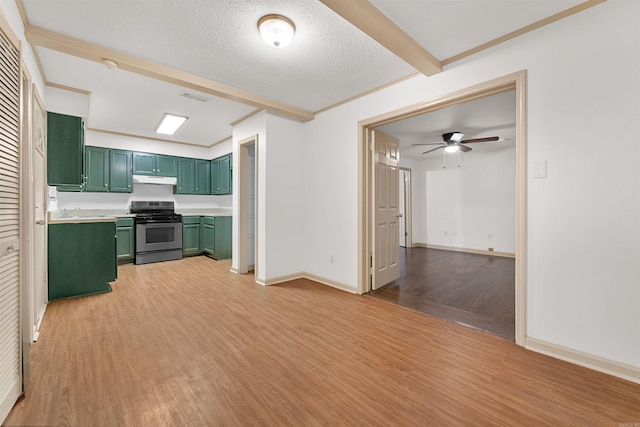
left=396, top=213, right=403, bottom=218
left=36, top=220, right=45, bottom=225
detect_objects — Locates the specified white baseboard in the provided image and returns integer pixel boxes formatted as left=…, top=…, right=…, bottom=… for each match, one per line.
left=413, top=243, right=515, bottom=258
left=264, top=272, right=357, bottom=294
left=525, top=337, right=640, bottom=385
left=33, top=302, right=47, bottom=342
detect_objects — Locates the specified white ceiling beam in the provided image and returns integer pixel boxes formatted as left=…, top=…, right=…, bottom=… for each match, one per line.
left=25, top=25, right=315, bottom=123
left=319, top=0, right=442, bottom=77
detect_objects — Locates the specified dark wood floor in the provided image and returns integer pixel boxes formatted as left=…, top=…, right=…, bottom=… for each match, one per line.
left=370, top=247, right=515, bottom=340
left=6, top=256, right=640, bottom=426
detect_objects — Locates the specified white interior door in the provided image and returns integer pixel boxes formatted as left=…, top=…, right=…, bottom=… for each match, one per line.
left=372, top=130, right=400, bottom=290
left=32, top=91, right=47, bottom=340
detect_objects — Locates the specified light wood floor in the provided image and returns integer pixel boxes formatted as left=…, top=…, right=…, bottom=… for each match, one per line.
left=6, top=256, right=640, bottom=426
left=371, top=247, right=515, bottom=340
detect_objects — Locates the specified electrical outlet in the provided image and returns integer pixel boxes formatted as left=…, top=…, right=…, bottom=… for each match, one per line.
left=488, top=247, right=494, bottom=252
left=330, top=254, right=335, bottom=264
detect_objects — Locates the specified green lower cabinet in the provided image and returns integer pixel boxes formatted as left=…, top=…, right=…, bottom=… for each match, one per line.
left=182, top=216, right=202, bottom=255
left=212, top=216, right=232, bottom=260
left=116, top=218, right=135, bottom=262
left=201, top=217, right=215, bottom=255
left=48, top=221, right=117, bottom=300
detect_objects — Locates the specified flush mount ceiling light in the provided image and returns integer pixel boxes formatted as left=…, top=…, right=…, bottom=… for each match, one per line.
left=258, top=14, right=295, bottom=48
left=156, top=113, right=188, bottom=135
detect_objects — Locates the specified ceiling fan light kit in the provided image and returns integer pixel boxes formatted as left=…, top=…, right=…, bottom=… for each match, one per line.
left=414, top=131, right=503, bottom=156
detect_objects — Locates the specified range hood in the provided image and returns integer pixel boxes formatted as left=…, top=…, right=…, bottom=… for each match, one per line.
left=132, top=175, right=177, bottom=186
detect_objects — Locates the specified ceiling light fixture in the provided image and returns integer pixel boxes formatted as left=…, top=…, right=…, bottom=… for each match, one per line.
left=450, top=132, right=464, bottom=142
left=156, top=113, right=188, bottom=135
left=101, top=58, right=118, bottom=70
left=258, top=14, right=295, bottom=48
left=444, top=145, right=459, bottom=153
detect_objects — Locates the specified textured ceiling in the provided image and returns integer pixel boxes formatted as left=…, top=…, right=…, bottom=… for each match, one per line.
left=375, top=90, right=516, bottom=160
left=19, top=0, right=595, bottom=147
left=22, top=0, right=415, bottom=112
left=369, top=0, right=584, bottom=60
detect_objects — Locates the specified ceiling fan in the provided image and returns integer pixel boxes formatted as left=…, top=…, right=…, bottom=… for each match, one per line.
left=412, top=132, right=501, bottom=154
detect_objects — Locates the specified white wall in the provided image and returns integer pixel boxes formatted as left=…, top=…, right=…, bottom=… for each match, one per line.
left=264, top=114, right=305, bottom=279
left=232, top=112, right=267, bottom=281
left=231, top=112, right=305, bottom=282
left=0, top=0, right=45, bottom=94
left=302, top=0, right=640, bottom=368
left=412, top=147, right=516, bottom=253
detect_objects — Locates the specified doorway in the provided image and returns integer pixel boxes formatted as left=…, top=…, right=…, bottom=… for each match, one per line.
left=236, top=135, right=258, bottom=277
left=399, top=168, right=411, bottom=248
left=358, top=71, right=527, bottom=345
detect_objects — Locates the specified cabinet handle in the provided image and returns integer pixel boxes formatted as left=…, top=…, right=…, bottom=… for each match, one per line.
left=127, top=185, right=131, bottom=188
left=104, top=184, right=108, bottom=187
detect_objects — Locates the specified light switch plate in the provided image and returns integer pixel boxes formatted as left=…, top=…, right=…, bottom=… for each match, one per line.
left=533, top=161, right=547, bottom=179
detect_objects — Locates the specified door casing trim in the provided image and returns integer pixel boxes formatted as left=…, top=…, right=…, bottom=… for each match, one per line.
left=357, top=70, right=527, bottom=346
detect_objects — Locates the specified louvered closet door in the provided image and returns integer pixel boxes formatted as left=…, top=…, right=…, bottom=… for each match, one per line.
left=0, top=22, right=22, bottom=423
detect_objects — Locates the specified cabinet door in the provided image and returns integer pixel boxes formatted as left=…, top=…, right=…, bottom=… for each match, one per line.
left=133, top=152, right=157, bottom=175
left=218, top=154, right=232, bottom=195
left=176, top=158, right=196, bottom=194
left=110, top=149, right=133, bottom=193
left=47, top=112, right=85, bottom=188
left=84, top=146, right=110, bottom=192
left=210, top=157, right=220, bottom=195
left=116, top=225, right=134, bottom=261
left=182, top=222, right=201, bottom=255
left=156, top=155, right=178, bottom=177
left=202, top=220, right=215, bottom=255
left=213, top=216, right=232, bottom=260
left=48, top=222, right=116, bottom=300
left=195, top=159, right=211, bottom=195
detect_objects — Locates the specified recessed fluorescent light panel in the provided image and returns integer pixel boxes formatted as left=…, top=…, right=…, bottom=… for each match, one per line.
left=156, top=113, right=188, bottom=135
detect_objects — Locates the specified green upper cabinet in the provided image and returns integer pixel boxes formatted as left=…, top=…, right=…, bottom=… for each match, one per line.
left=176, top=157, right=195, bottom=194
left=133, top=152, right=178, bottom=177
left=156, top=155, right=178, bottom=177
left=132, top=152, right=156, bottom=175
left=211, top=154, right=232, bottom=195
left=195, top=159, right=211, bottom=195
left=84, top=146, right=109, bottom=192
left=47, top=112, right=85, bottom=189
left=110, top=150, right=133, bottom=193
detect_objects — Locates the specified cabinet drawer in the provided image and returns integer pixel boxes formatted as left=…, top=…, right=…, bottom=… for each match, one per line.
left=116, top=217, right=134, bottom=227
left=182, top=216, right=201, bottom=225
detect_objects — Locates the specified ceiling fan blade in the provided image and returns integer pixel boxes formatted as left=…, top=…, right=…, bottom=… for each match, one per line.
left=422, top=146, right=444, bottom=155
left=458, top=143, right=472, bottom=152
left=411, top=143, right=444, bottom=146
left=460, top=136, right=500, bottom=144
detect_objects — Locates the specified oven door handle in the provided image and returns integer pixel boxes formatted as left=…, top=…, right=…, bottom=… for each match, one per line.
left=136, top=219, right=182, bottom=224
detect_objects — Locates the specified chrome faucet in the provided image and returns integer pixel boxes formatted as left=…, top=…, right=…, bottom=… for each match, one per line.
left=60, top=207, right=81, bottom=218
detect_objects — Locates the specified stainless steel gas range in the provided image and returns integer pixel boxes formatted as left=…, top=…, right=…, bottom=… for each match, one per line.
left=130, top=201, right=182, bottom=265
